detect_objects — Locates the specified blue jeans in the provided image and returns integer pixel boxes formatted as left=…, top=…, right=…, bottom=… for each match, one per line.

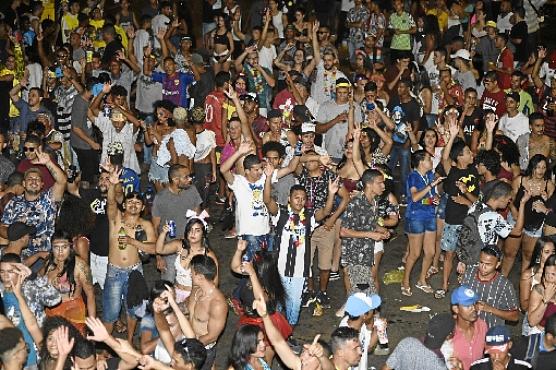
left=388, top=144, right=410, bottom=195
left=102, top=263, right=143, bottom=323
left=242, top=234, right=273, bottom=261
left=280, top=275, right=305, bottom=325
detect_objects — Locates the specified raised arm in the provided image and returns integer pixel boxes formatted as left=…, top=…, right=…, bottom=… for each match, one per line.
left=220, top=141, right=254, bottom=184
left=314, top=179, right=340, bottom=222
left=263, top=164, right=278, bottom=216
left=155, top=225, right=181, bottom=255
left=33, top=147, right=67, bottom=202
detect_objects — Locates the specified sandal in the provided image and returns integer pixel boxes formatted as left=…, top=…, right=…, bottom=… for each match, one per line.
left=401, top=286, right=412, bottom=296
left=426, top=266, right=439, bottom=279
left=434, top=289, right=447, bottom=299
left=415, top=282, right=434, bottom=294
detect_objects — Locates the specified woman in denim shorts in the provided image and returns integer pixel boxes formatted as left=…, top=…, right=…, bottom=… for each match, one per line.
left=401, top=150, right=444, bottom=297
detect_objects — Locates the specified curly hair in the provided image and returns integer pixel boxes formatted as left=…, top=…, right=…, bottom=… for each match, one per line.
left=39, top=316, right=83, bottom=370
left=57, top=193, right=95, bottom=238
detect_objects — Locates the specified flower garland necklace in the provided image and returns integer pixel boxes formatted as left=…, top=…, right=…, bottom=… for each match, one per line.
left=286, top=205, right=306, bottom=248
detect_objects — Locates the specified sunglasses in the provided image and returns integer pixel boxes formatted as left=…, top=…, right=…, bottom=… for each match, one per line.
left=23, top=147, right=35, bottom=152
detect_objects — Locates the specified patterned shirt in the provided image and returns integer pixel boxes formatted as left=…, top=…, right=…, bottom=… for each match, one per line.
left=341, top=193, right=380, bottom=267
left=347, top=5, right=370, bottom=43
left=388, top=11, right=415, bottom=51
left=461, top=265, right=519, bottom=328
left=1, top=189, right=59, bottom=257
left=298, top=167, right=336, bottom=213
left=367, top=12, right=386, bottom=47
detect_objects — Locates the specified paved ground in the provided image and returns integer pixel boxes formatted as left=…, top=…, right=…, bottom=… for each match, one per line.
left=180, top=202, right=524, bottom=369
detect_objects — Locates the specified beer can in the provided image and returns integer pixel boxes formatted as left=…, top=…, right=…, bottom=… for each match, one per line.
left=167, top=220, right=176, bottom=238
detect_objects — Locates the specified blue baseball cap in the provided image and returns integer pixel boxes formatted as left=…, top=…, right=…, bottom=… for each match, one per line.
left=485, top=325, right=511, bottom=346
left=451, top=285, right=479, bottom=306
left=345, top=293, right=381, bottom=316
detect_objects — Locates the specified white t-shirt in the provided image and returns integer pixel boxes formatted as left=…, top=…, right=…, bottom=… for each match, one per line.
left=258, top=45, right=277, bottom=72
left=339, top=317, right=371, bottom=370
left=311, top=61, right=348, bottom=105
left=540, top=62, right=555, bottom=87
left=497, top=12, right=514, bottom=33
left=156, top=129, right=196, bottom=167
left=498, top=112, right=529, bottom=142
left=151, top=14, right=170, bottom=49
left=469, top=203, right=513, bottom=245
left=194, top=130, right=216, bottom=162
left=229, top=174, right=270, bottom=236
left=94, top=113, right=140, bottom=173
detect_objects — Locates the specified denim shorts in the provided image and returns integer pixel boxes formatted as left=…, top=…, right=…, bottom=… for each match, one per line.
left=241, top=234, right=273, bottom=261
left=148, top=158, right=169, bottom=183
left=405, top=217, right=437, bottom=234
left=436, top=193, right=448, bottom=219
left=102, top=262, right=143, bottom=323
left=441, top=223, right=462, bottom=252
left=508, top=212, right=543, bottom=238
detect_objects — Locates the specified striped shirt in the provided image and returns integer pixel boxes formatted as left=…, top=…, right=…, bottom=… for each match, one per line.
left=461, top=265, right=519, bottom=328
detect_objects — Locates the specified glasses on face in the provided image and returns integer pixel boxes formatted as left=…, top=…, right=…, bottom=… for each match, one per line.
left=23, top=146, right=35, bottom=152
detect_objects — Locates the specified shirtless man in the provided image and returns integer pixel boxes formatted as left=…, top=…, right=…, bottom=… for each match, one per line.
left=103, top=165, right=156, bottom=342
left=517, top=112, right=556, bottom=170
left=187, top=255, right=227, bottom=370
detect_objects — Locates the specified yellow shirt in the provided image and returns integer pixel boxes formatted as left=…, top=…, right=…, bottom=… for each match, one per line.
left=0, top=69, right=19, bottom=118
left=61, top=13, right=79, bottom=43
left=90, top=19, right=106, bottom=49
left=426, top=9, right=448, bottom=31
left=41, top=0, right=56, bottom=21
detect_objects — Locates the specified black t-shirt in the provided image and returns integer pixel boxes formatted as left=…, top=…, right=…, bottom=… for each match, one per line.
left=510, top=21, right=528, bottom=63
left=462, top=107, right=483, bottom=145
left=81, top=188, right=109, bottom=256
left=444, top=165, right=480, bottom=225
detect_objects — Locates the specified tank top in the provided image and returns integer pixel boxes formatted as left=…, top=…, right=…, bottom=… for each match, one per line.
left=213, top=31, right=230, bottom=48
left=272, top=11, right=284, bottom=39
left=540, top=301, right=556, bottom=327
left=513, top=178, right=548, bottom=231
left=342, top=178, right=359, bottom=193
left=175, top=247, right=193, bottom=287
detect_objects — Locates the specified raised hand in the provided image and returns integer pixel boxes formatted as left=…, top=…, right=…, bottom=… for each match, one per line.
left=31, top=146, right=51, bottom=165
left=264, top=161, right=275, bottom=177
left=328, top=177, right=340, bottom=195
left=54, top=325, right=75, bottom=359
left=86, top=317, right=111, bottom=343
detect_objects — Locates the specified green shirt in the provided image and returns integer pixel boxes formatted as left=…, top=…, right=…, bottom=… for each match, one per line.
left=505, top=88, right=535, bottom=115
left=388, top=11, right=415, bottom=51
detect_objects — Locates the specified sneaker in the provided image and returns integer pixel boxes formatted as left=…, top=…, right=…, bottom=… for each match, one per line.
left=373, top=346, right=390, bottom=356
left=301, top=292, right=316, bottom=308
left=335, top=304, right=346, bottom=318
left=329, top=271, right=341, bottom=281
left=316, top=291, right=331, bottom=309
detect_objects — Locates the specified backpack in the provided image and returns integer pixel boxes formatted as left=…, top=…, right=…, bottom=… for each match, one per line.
left=456, top=202, right=491, bottom=266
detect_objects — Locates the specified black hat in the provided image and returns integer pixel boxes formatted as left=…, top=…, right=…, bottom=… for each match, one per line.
left=293, top=105, right=313, bottom=122
left=424, top=313, right=455, bottom=350
left=7, top=222, right=36, bottom=242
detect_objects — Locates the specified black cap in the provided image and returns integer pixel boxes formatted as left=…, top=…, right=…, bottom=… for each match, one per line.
left=293, top=105, right=313, bottom=122
left=7, top=222, right=36, bottom=242
left=424, top=313, right=455, bottom=350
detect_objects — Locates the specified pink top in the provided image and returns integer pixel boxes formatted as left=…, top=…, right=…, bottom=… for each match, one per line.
left=453, top=319, right=488, bottom=370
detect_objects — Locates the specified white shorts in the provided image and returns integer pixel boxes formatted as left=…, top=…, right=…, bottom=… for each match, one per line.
left=90, top=252, right=109, bottom=289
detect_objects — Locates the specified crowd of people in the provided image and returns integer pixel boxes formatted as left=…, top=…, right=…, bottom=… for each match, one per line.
left=1, top=0, right=556, bottom=369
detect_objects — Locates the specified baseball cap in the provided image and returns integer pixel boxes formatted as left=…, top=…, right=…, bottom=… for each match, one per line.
left=7, top=222, right=36, bottom=242
left=239, top=93, right=258, bottom=103
left=485, top=20, right=497, bottom=28
left=424, top=313, right=455, bottom=350
left=344, top=292, right=382, bottom=316
left=485, top=325, right=511, bottom=353
left=180, top=35, right=193, bottom=42
left=301, top=122, right=316, bottom=134
left=451, top=49, right=471, bottom=61
left=190, top=53, right=205, bottom=66
left=451, top=285, right=479, bottom=306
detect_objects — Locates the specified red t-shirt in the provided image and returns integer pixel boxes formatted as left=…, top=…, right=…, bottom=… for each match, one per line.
left=204, top=90, right=226, bottom=147
left=497, top=47, right=514, bottom=90
left=481, top=89, right=507, bottom=117
left=16, top=159, right=55, bottom=190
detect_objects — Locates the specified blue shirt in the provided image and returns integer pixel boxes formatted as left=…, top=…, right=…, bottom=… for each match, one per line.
left=120, top=167, right=140, bottom=195
left=405, top=170, right=437, bottom=220
left=152, top=71, right=195, bottom=107
left=2, top=292, right=38, bottom=366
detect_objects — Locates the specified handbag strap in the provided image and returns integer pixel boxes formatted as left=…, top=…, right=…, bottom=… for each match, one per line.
left=526, top=0, right=541, bottom=16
